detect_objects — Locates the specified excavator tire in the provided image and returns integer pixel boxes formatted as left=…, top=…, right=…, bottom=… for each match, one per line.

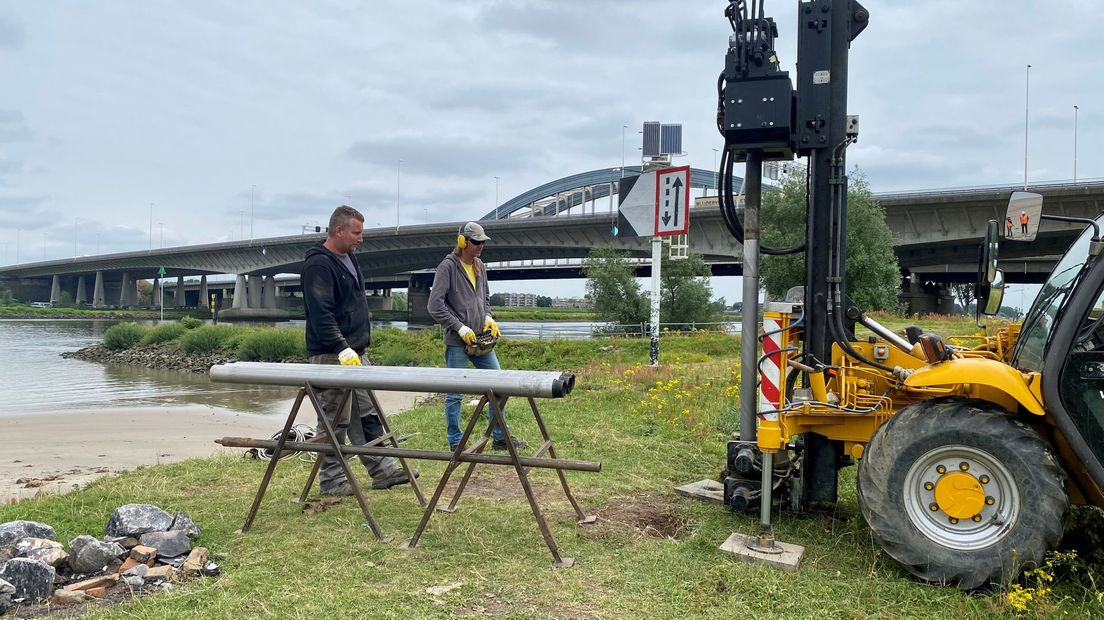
left=857, top=397, right=1067, bottom=589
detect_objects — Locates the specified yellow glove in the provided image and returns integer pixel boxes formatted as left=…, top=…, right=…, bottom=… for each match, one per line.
left=484, top=315, right=500, bottom=338
left=338, top=347, right=361, bottom=366
left=458, top=326, right=477, bottom=345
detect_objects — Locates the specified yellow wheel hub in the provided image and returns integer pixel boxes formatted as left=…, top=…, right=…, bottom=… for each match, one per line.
left=933, top=471, right=985, bottom=519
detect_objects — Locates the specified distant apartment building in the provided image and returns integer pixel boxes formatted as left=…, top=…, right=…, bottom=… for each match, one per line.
left=503, top=292, right=537, bottom=307
left=551, top=297, right=591, bottom=309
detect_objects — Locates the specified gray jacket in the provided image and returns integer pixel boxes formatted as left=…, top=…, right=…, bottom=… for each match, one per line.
left=428, top=253, right=491, bottom=346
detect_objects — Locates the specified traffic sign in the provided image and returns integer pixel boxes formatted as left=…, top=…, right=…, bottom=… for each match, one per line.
left=157, top=266, right=166, bottom=277
left=654, top=166, right=690, bottom=237
left=616, top=171, right=657, bottom=238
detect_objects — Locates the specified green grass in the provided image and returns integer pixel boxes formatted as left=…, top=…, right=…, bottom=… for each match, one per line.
left=8, top=328, right=1104, bottom=618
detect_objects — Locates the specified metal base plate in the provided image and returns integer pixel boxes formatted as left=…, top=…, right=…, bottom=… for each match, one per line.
left=553, top=557, right=576, bottom=568
left=675, top=479, right=725, bottom=504
left=719, top=532, right=804, bottom=572
left=577, top=515, right=597, bottom=525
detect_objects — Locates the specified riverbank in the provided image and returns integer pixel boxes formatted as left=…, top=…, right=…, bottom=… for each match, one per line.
left=62, top=342, right=249, bottom=373
left=2, top=390, right=428, bottom=503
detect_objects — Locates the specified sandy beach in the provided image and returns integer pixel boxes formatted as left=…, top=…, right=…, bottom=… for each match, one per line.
left=1, top=391, right=429, bottom=502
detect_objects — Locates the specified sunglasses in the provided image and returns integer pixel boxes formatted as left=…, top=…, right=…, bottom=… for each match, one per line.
left=469, top=239, right=485, bottom=246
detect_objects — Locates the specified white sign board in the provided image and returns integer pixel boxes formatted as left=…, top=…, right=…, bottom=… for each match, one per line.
left=616, top=171, right=657, bottom=238
left=655, top=166, right=690, bottom=237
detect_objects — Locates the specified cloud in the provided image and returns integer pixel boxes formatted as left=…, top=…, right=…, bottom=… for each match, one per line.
left=0, top=191, right=54, bottom=229
left=0, top=14, right=26, bottom=51
left=0, top=110, right=32, bottom=142
left=346, top=134, right=539, bottom=178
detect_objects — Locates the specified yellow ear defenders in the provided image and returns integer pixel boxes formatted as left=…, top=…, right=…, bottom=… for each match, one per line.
left=457, top=227, right=467, bottom=249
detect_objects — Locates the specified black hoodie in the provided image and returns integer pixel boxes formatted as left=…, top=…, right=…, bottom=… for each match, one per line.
left=302, top=241, right=371, bottom=356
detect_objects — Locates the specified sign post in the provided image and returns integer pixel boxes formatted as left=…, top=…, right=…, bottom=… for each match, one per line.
left=617, top=166, right=691, bottom=366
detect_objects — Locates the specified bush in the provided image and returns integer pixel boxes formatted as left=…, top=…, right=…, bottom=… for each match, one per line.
left=103, top=322, right=147, bottom=350
left=236, top=328, right=306, bottom=361
left=179, top=324, right=240, bottom=354
left=180, top=316, right=204, bottom=330
left=141, top=322, right=187, bottom=345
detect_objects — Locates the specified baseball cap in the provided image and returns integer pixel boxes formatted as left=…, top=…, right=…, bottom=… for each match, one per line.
left=460, top=222, right=491, bottom=242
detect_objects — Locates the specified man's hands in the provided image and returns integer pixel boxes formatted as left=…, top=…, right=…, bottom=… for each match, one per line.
left=458, top=326, right=478, bottom=345
left=338, top=347, right=361, bottom=366
left=484, top=316, right=500, bottom=338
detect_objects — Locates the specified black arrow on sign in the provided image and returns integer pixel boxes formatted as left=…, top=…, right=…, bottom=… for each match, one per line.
left=662, top=212, right=671, bottom=226
left=671, top=177, right=683, bottom=227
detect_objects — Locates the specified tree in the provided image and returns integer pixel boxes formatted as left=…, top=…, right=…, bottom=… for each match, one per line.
left=950, top=283, right=975, bottom=315
left=760, top=169, right=901, bottom=312
left=536, top=295, right=552, bottom=307
left=390, top=291, right=408, bottom=311
left=582, top=247, right=648, bottom=325
left=660, top=253, right=726, bottom=328
left=489, top=293, right=506, bottom=307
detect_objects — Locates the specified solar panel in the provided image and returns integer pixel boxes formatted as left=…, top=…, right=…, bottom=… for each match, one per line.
left=660, top=124, right=682, bottom=155
left=642, top=121, right=661, bottom=157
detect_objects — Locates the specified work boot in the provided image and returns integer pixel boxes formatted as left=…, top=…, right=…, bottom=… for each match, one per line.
left=492, top=436, right=529, bottom=451
left=365, top=456, right=418, bottom=490
left=320, top=480, right=355, bottom=497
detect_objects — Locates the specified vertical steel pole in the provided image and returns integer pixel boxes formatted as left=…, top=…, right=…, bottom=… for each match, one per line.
left=649, top=235, right=663, bottom=366
left=739, top=151, right=762, bottom=441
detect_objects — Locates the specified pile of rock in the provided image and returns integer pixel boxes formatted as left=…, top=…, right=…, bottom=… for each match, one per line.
left=0, top=504, right=218, bottom=614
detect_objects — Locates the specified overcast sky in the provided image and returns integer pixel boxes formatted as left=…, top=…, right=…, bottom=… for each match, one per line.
left=1, top=1, right=1100, bottom=303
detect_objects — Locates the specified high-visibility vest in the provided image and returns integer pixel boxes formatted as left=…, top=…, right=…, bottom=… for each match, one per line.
left=1020, top=213, right=1029, bottom=225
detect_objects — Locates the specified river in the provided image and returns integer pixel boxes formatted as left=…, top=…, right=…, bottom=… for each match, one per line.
left=0, top=318, right=738, bottom=416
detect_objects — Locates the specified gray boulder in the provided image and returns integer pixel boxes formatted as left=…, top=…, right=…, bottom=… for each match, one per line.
left=13, top=538, right=67, bottom=567
left=137, top=531, right=191, bottom=559
left=169, top=512, right=201, bottom=539
left=0, top=520, right=56, bottom=547
left=68, top=535, right=124, bottom=575
left=0, top=577, right=13, bottom=614
left=0, top=558, right=55, bottom=602
left=104, top=504, right=173, bottom=538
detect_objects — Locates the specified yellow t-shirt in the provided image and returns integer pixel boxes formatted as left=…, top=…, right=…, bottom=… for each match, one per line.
left=461, top=261, right=477, bottom=289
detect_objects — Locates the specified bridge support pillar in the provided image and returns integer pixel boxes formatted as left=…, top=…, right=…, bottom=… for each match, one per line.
left=119, top=272, right=132, bottom=307
left=92, top=271, right=105, bottom=308
left=233, top=275, right=248, bottom=309
left=937, top=285, right=956, bottom=315
left=366, top=289, right=393, bottom=311
left=75, top=276, right=87, bottom=306
left=199, top=275, right=209, bottom=310
left=247, top=275, right=262, bottom=309
left=408, top=275, right=434, bottom=324
left=49, top=275, right=61, bottom=305
left=262, top=275, right=277, bottom=309
left=175, top=276, right=186, bottom=307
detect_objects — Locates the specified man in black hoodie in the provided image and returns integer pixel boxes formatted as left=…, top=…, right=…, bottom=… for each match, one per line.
left=303, top=205, right=415, bottom=495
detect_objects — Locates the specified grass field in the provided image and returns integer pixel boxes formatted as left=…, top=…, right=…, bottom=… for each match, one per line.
left=5, top=317, right=1103, bottom=618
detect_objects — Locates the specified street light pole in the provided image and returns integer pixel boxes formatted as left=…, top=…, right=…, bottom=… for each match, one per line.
left=494, top=176, right=500, bottom=210
left=250, top=184, right=256, bottom=242
left=621, top=124, right=628, bottom=178
left=1024, top=64, right=1031, bottom=190
left=73, top=218, right=78, bottom=257
left=1074, top=105, right=1079, bottom=183
left=240, top=211, right=244, bottom=240
left=396, top=159, right=403, bottom=227
left=712, top=148, right=719, bottom=194
left=148, top=203, right=153, bottom=251
left=159, top=222, right=164, bottom=248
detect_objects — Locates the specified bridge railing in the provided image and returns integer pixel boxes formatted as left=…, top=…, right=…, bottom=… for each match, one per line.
left=875, top=177, right=1104, bottom=202
left=506, top=321, right=740, bottom=340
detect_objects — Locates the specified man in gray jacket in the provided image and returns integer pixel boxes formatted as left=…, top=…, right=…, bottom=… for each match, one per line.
left=428, top=222, right=528, bottom=452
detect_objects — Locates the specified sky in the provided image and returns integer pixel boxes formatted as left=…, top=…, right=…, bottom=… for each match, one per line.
left=1, top=1, right=1101, bottom=306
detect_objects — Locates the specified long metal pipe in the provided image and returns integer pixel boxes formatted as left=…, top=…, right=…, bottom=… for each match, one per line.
left=209, top=362, right=575, bottom=398
left=215, top=437, right=601, bottom=472
left=858, top=314, right=915, bottom=355
left=739, top=150, right=762, bottom=442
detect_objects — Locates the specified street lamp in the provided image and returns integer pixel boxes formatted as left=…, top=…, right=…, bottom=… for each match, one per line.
left=494, top=176, right=500, bottom=210
left=159, top=222, right=164, bottom=248
left=396, top=159, right=403, bottom=227
left=239, top=211, right=245, bottom=240
left=250, top=184, right=256, bottom=242
left=621, top=124, right=628, bottom=178
left=1023, top=63, right=1031, bottom=190
left=712, top=148, right=719, bottom=193
left=148, top=202, right=153, bottom=251
left=1074, top=105, right=1079, bottom=183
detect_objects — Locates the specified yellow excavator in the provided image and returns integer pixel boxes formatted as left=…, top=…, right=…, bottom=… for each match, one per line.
left=716, top=0, right=1103, bottom=589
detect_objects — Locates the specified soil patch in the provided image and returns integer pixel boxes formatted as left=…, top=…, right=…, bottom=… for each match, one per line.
left=584, top=494, right=688, bottom=540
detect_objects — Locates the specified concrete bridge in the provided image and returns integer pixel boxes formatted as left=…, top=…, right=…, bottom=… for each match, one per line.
left=1, top=168, right=1102, bottom=317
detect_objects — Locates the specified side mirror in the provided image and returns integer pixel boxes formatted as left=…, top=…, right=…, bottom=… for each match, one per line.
left=981, top=269, right=1005, bottom=317
left=976, top=220, right=1000, bottom=322
left=1003, top=191, right=1043, bottom=242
